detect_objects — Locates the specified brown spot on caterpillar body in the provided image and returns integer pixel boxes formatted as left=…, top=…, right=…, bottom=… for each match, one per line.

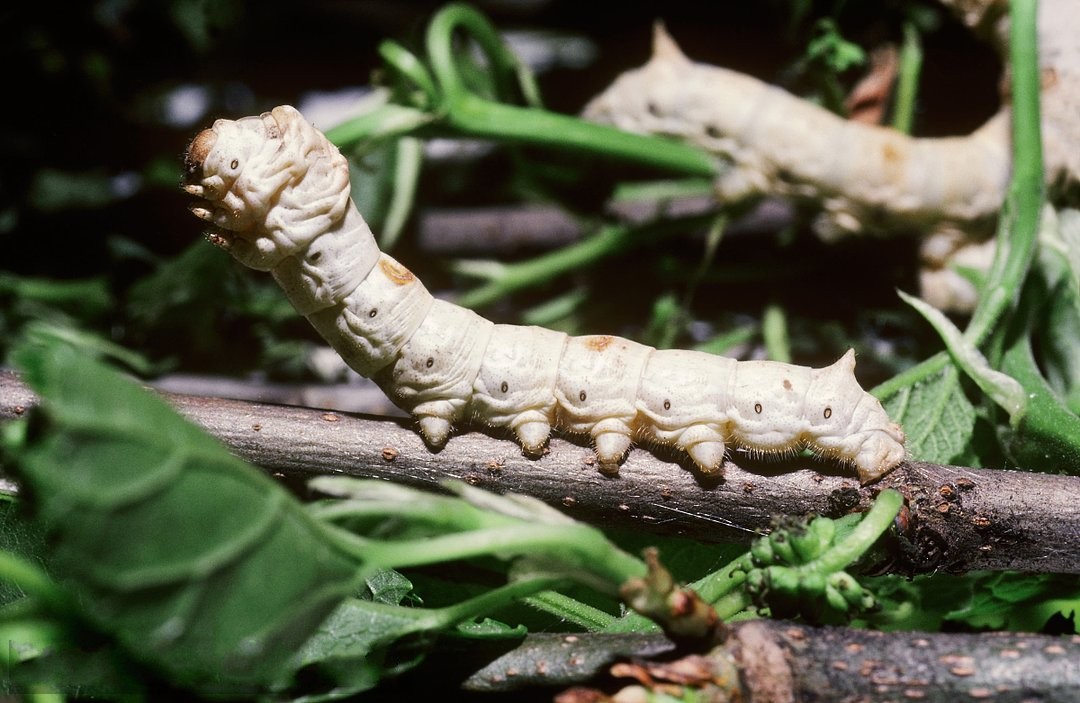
left=585, top=335, right=615, bottom=352
left=184, top=105, right=906, bottom=485
left=379, top=258, right=415, bottom=285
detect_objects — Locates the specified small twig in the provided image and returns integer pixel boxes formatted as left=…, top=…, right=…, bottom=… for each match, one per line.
left=2, top=370, right=1078, bottom=575
left=414, top=198, right=795, bottom=256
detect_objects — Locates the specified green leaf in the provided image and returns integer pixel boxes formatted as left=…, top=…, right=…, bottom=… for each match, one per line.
left=1045, top=208, right=1080, bottom=306
left=364, top=570, right=416, bottom=607
left=1037, top=209, right=1080, bottom=413
left=898, top=290, right=1027, bottom=423
left=883, top=572, right=1080, bottom=634
left=998, top=320, right=1080, bottom=473
left=880, top=362, right=975, bottom=464
left=293, top=597, right=424, bottom=699
left=379, top=137, right=424, bottom=250
left=5, top=342, right=361, bottom=693
left=762, top=302, right=791, bottom=363
left=806, top=18, right=866, bottom=73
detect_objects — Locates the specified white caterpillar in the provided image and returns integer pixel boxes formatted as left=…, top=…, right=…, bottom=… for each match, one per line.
left=582, top=25, right=1014, bottom=312
left=182, top=105, right=906, bottom=483
left=581, top=25, right=1010, bottom=244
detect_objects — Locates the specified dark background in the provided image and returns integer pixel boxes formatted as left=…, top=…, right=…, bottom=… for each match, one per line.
left=0, top=0, right=1001, bottom=376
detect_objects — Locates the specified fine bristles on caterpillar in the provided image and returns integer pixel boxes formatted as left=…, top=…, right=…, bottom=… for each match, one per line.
left=183, top=105, right=906, bottom=483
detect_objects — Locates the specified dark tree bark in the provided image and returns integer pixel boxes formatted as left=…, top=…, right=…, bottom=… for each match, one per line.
left=3, top=370, right=1079, bottom=575
left=462, top=622, right=1080, bottom=702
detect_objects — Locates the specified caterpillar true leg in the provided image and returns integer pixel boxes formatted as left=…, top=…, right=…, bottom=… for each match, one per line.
left=183, top=105, right=905, bottom=483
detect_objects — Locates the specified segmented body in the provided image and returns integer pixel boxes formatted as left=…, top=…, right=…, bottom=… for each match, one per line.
left=183, top=105, right=905, bottom=482
left=582, top=26, right=1010, bottom=244
left=582, top=26, right=1016, bottom=312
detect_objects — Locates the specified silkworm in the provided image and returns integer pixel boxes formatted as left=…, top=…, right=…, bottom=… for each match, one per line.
left=182, top=105, right=905, bottom=483
left=581, top=25, right=1009, bottom=244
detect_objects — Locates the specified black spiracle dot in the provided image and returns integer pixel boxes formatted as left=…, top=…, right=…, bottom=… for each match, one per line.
left=824, top=407, right=832, bottom=419
left=579, top=390, right=587, bottom=402
left=646, top=101, right=661, bottom=117
left=754, top=402, right=763, bottom=414
left=368, top=309, right=378, bottom=318
left=230, top=159, right=239, bottom=170
left=500, top=381, right=508, bottom=393
left=425, top=357, right=434, bottom=368
left=663, top=399, right=671, bottom=410
left=705, top=124, right=722, bottom=139
left=309, top=251, right=322, bottom=262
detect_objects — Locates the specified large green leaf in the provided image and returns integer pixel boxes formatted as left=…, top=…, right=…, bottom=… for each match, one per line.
left=6, top=342, right=361, bottom=693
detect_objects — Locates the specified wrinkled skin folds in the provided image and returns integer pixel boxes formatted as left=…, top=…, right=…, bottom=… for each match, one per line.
left=183, top=105, right=905, bottom=483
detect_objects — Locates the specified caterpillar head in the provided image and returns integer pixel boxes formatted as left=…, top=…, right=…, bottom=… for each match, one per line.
left=582, top=23, right=694, bottom=134
left=582, top=24, right=773, bottom=202
left=802, top=350, right=906, bottom=483
left=183, top=105, right=350, bottom=270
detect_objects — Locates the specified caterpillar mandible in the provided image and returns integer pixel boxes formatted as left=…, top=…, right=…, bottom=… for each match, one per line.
left=182, top=105, right=906, bottom=483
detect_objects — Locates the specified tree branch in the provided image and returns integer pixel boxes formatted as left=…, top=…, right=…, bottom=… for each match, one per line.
left=461, top=621, right=1080, bottom=700
left=3, top=370, right=1078, bottom=575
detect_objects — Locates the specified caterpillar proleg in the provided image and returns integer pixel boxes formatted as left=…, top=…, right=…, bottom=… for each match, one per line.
left=183, top=105, right=906, bottom=483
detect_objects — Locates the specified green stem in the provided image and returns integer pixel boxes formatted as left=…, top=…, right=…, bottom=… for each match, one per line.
left=605, top=553, right=756, bottom=634
left=801, top=489, right=903, bottom=576
left=427, top=4, right=713, bottom=173
left=415, top=576, right=567, bottom=631
left=891, top=20, right=922, bottom=135
left=449, top=96, right=718, bottom=176
left=996, top=273, right=1080, bottom=470
left=379, top=39, right=440, bottom=108
left=1000, top=328, right=1080, bottom=470
left=325, top=104, right=435, bottom=149
left=351, top=575, right=567, bottom=635
left=457, top=215, right=714, bottom=309
left=762, top=303, right=791, bottom=363
left=522, top=590, right=618, bottom=631
left=690, top=554, right=754, bottom=607
left=334, top=4, right=716, bottom=175
left=309, top=499, right=503, bottom=531
left=710, top=587, right=753, bottom=621
left=0, top=551, right=71, bottom=615
left=356, top=525, right=645, bottom=589
left=456, top=222, right=634, bottom=308
left=426, top=3, right=539, bottom=106
left=963, top=0, right=1042, bottom=346
left=870, top=350, right=949, bottom=400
